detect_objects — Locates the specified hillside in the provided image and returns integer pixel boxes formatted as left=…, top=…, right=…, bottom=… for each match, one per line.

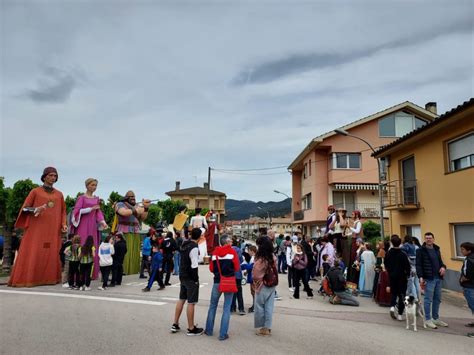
left=225, top=198, right=291, bottom=220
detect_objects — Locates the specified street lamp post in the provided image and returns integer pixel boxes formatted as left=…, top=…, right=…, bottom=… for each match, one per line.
left=334, top=129, right=385, bottom=240
left=274, top=189, right=293, bottom=236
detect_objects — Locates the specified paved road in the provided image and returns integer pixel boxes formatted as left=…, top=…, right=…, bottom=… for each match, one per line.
left=1, top=265, right=472, bottom=354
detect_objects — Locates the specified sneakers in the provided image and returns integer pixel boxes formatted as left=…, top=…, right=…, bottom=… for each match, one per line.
left=186, top=327, right=204, bottom=336
left=239, top=310, right=246, bottom=316
left=68, top=286, right=74, bottom=290
left=467, top=333, right=474, bottom=338
left=433, top=319, right=448, bottom=327
left=142, top=287, right=150, bottom=292
left=62, top=282, right=69, bottom=288
left=80, top=286, right=85, bottom=291
left=248, top=306, right=254, bottom=313
left=288, top=287, right=295, bottom=292
left=274, top=295, right=282, bottom=301
left=158, top=286, right=165, bottom=290
left=165, top=282, right=172, bottom=286
left=307, top=296, right=314, bottom=299
left=390, top=307, right=397, bottom=320
left=170, top=324, right=181, bottom=333
left=98, top=286, right=105, bottom=291
left=397, top=314, right=403, bottom=321
left=84, top=287, right=91, bottom=291
left=139, top=275, right=147, bottom=279
left=426, top=320, right=438, bottom=329
left=218, top=334, right=229, bottom=341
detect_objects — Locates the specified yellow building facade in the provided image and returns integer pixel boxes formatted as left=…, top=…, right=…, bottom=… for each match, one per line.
left=375, top=99, right=474, bottom=291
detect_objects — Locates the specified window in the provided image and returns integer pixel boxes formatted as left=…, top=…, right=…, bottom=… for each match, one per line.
left=332, top=153, right=361, bottom=169
left=333, top=191, right=356, bottom=214
left=303, top=163, right=308, bottom=179
left=403, top=225, right=421, bottom=243
left=453, top=224, right=474, bottom=258
left=448, top=133, right=474, bottom=172
left=302, top=193, right=312, bottom=210
left=309, top=159, right=312, bottom=176
left=379, top=112, right=427, bottom=137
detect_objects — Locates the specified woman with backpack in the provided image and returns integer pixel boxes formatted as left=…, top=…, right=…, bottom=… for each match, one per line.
left=252, top=237, right=278, bottom=336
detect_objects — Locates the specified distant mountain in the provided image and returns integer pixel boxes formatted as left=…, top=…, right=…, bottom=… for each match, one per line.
left=225, top=198, right=291, bottom=220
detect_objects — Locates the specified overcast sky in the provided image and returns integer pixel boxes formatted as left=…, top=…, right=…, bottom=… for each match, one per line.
left=1, top=0, right=472, bottom=202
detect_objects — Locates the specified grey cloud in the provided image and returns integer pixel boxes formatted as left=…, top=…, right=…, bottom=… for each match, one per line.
left=24, top=66, right=77, bottom=103
left=231, top=18, right=473, bottom=86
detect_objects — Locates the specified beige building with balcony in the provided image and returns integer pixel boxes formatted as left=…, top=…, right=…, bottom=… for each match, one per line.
left=288, top=101, right=438, bottom=237
left=374, top=98, right=474, bottom=291
left=165, top=181, right=226, bottom=223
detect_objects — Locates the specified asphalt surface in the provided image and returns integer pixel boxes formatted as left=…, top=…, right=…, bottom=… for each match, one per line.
left=0, top=265, right=472, bottom=355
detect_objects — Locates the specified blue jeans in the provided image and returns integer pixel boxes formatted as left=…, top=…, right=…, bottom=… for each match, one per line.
left=205, top=283, right=233, bottom=339
left=464, top=288, right=474, bottom=315
left=407, top=274, right=421, bottom=300
left=424, top=278, right=442, bottom=320
left=277, top=254, right=287, bottom=273
left=254, top=286, right=276, bottom=329
left=173, top=253, right=180, bottom=275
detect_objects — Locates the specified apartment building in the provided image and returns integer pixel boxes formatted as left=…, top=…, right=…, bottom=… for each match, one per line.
left=374, top=98, right=474, bottom=291
left=289, top=102, right=438, bottom=237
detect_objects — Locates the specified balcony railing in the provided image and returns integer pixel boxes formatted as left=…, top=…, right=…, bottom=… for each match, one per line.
left=382, top=179, right=419, bottom=210
left=294, top=210, right=305, bottom=221
left=333, top=203, right=381, bottom=218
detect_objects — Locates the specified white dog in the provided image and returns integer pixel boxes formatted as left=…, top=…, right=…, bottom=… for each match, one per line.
left=404, top=295, right=426, bottom=331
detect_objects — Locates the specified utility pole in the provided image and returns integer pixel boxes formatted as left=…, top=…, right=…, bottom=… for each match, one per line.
left=207, top=166, right=211, bottom=220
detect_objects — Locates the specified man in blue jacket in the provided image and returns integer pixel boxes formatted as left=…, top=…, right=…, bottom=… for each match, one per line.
left=416, top=232, right=448, bottom=329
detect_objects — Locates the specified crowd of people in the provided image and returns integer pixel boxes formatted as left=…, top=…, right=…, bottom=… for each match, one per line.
left=5, top=167, right=474, bottom=340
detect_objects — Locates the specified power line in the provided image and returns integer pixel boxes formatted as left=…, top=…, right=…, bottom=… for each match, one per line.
left=212, top=170, right=290, bottom=176
left=212, top=166, right=287, bottom=172
left=212, top=146, right=377, bottom=173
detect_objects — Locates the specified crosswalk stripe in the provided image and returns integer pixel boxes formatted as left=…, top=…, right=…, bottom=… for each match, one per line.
left=0, top=290, right=167, bottom=306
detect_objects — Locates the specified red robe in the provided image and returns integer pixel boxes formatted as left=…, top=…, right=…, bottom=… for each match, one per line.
left=8, top=187, right=66, bottom=287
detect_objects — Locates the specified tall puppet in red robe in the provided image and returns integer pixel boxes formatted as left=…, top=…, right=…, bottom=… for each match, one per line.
left=205, top=210, right=218, bottom=254
left=8, top=167, right=67, bottom=287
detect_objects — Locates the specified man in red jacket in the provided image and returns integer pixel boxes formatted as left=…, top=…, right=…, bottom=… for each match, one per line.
left=204, top=235, right=240, bottom=341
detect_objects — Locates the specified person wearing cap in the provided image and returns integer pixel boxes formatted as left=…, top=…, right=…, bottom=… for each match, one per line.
left=8, top=167, right=67, bottom=287
left=114, top=191, right=151, bottom=275
left=70, top=178, right=108, bottom=280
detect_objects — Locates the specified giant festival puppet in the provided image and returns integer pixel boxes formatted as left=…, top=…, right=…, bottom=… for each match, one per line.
left=71, top=178, right=108, bottom=279
left=9, top=167, right=67, bottom=287
left=113, top=191, right=150, bottom=274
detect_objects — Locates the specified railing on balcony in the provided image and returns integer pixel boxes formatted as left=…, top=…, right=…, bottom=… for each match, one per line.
left=293, top=210, right=305, bottom=221
left=333, top=203, right=381, bottom=218
left=382, top=179, right=419, bottom=209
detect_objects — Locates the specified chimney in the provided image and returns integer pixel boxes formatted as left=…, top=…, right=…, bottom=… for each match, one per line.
left=203, top=182, right=209, bottom=190
left=175, top=181, right=180, bottom=191
left=425, top=102, right=437, bottom=114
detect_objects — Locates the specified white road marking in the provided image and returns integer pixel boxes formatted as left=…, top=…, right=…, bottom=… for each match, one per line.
left=0, top=290, right=167, bottom=306
left=160, top=297, right=179, bottom=301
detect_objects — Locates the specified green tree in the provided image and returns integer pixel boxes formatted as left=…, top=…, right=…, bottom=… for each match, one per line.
left=362, top=220, right=382, bottom=249
left=157, top=199, right=184, bottom=224
left=3, top=179, right=38, bottom=272
left=144, top=204, right=161, bottom=228
left=0, top=177, right=8, bottom=227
